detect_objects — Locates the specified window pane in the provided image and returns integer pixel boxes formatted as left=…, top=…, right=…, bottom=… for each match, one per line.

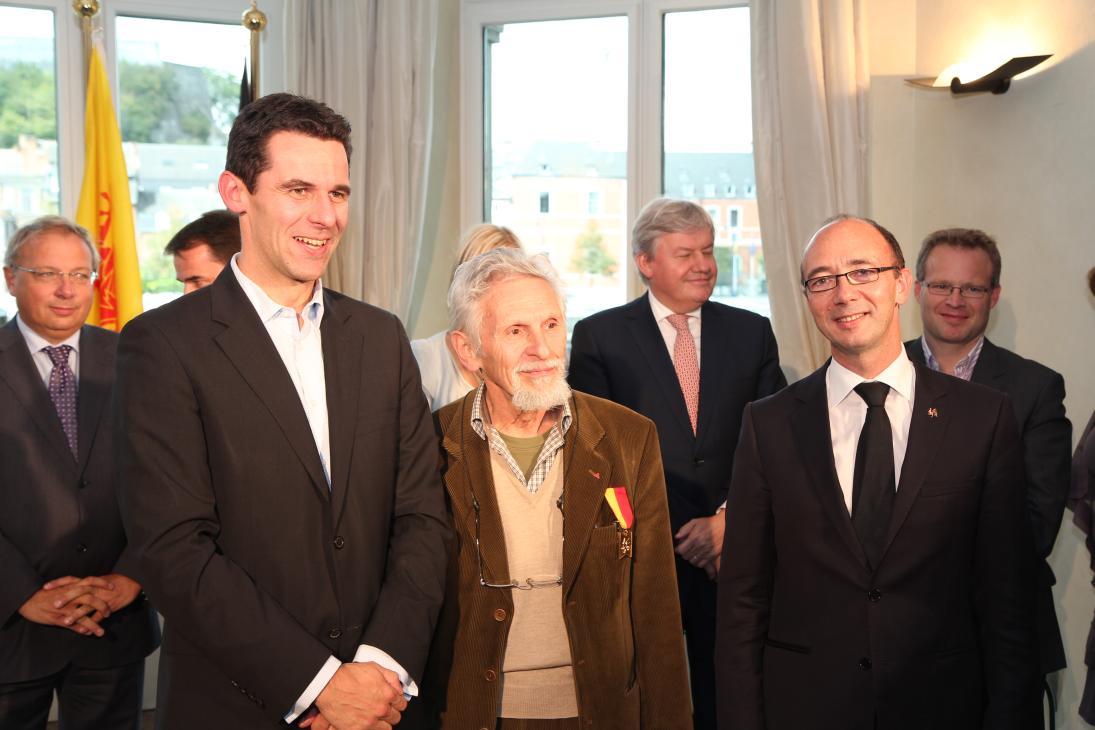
left=116, top=15, right=249, bottom=310
left=0, top=5, right=57, bottom=323
left=485, top=16, right=628, bottom=334
left=663, top=7, right=768, bottom=317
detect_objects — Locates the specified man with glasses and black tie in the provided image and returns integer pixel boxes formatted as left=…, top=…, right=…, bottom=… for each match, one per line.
left=417, top=248, right=690, bottom=729
left=905, top=228, right=1071, bottom=726
left=0, top=217, right=158, bottom=729
left=716, top=215, right=1041, bottom=730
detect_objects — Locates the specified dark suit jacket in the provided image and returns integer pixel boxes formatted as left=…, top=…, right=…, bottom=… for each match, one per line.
left=419, top=391, right=691, bottom=729
left=115, top=269, right=450, bottom=728
left=568, top=294, right=786, bottom=532
left=717, top=361, right=1040, bottom=730
left=906, top=336, right=1071, bottom=672
left=0, top=321, right=158, bottom=684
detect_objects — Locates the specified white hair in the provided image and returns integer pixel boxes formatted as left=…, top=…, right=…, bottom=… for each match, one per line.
left=447, top=247, right=567, bottom=352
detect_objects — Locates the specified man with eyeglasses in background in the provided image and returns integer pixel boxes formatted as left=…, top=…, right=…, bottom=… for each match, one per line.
left=0, top=216, right=158, bottom=729
left=717, top=215, right=1041, bottom=730
left=416, top=248, right=690, bottom=729
left=905, top=227, right=1071, bottom=724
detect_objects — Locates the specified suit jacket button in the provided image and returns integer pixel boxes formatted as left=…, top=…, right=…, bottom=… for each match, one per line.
left=867, top=589, right=881, bottom=602
left=858, top=657, right=872, bottom=670
left=693, top=458, right=705, bottom=466
left=328, top=628, right=342, bottom=639
left=333, top=536, right=346, bottom=549
left=76, top=543, right=87, bottom=553
left=79, top=479, right=90, bottom=489
left=493, top=608, right=506, bottom=622
left=484, top=669, right=497, bottom=682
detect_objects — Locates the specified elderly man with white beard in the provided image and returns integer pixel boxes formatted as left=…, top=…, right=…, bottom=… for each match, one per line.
left=411, top=248, right=691, bottom=730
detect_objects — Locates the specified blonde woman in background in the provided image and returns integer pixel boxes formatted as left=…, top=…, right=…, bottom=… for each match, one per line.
left=411, top=224, right=522, bottom=410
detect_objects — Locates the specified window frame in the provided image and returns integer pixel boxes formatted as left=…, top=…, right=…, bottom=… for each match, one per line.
left=460, top=0, right=745, bottom=301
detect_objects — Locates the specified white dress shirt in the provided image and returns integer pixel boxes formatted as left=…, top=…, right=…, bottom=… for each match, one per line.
left=647, top=291, right=702, bottom=367
left=229, top=256, right=416, bottom=722
left=826, top=350, right=916, bottom=514
left=15, top=315, right=81, bottom=387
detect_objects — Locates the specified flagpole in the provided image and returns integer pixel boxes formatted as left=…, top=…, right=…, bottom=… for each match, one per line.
left=242, top=1, right=267, bottom=100
left=72, top=0, right=99, bottom=77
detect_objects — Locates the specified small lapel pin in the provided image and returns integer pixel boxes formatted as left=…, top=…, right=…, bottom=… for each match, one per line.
left=589, top=469, right=601, bottom=480
left=927, top=407, right=939, bottom=418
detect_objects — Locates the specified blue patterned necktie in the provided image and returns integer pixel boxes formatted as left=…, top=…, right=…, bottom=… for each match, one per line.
left=44, top=345, right=77, bottom=458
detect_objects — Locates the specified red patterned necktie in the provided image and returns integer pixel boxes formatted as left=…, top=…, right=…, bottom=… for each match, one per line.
left=667, top=314, right=699, bottom=434
left=44, top=345, right=77, bottom=459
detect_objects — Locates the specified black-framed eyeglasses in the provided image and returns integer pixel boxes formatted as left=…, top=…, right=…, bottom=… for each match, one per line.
left=920, top=281, right=992, bottom=299
left=472, top=494, right=563, bottom=590
left=803, top=266, right=902, bottom=294
left=11, top=265, right=96, bottom=287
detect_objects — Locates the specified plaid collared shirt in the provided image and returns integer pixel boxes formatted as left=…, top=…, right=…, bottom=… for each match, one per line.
left=469, top=383, right=572, bottom=493
left=921, top=334, right=984, bottom=381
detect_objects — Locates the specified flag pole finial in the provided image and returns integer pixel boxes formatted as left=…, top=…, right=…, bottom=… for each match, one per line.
left=242, top=2, right=267, bottom=101
left=72, top=0, right=100, bottom=71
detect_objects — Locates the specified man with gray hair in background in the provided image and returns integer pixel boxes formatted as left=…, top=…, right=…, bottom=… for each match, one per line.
left=568, top=197, right=785, bottom=728
left=418, top=248, right=690, bottom=729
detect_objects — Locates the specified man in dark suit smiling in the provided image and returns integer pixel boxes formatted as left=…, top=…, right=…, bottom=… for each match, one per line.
left=905, top=227, right=1071, bottom=713
left=115, top=94, right=449, bottom=730
left=0, top=217, right=157, bottom=729
left=717, top=215, right=1040, bottom=730
left=568, top=197, right=785, bottom=728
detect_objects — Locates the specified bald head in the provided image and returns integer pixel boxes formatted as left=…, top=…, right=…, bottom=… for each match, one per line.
left=800, top=215, right=911, bottom=377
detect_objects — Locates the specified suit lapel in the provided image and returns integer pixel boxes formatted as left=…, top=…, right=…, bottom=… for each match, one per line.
left=561, top=396, right=612, bottom=597
left=0, top=321, right=77, bottom=469
left=881, top=363, right=950, bottom=558
left=442, top=394, right=510, bottom=585
left=626, top=294, right=694, bottom=439
left=322, top=292, right=362, bottom=525
left=969, top=338, right=1005, bottom=389
left=790, top=366, right=868, bottom=568
left=75, top=327, right=110, bottom=474
left=210, top=273, right=329, bottom=500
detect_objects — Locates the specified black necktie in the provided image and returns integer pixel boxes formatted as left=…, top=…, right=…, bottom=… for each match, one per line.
left=852, top=382, right=895, bottom=569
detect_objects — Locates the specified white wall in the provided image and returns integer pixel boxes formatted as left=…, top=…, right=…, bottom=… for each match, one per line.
left=867, top=1, right=1095, bottom=725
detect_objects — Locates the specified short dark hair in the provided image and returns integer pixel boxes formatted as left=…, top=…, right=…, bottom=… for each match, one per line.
left=225, top=93, right=353, bottom=192
left=915, top=228, right=1001, bottom=288
left=163, top=210, right=241, bottom=264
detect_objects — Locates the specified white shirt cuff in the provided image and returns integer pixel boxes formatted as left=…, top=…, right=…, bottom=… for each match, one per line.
left=717, top=501, right=727, bottom=513
left=284, top=654, right=341, bottom=723
left=354, top=644, right=419, bottom=699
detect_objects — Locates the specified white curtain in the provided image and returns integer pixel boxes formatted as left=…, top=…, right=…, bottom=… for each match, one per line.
left=284, top=0, right=439, bottom=320
left=750, top=0, right=870, bottom=380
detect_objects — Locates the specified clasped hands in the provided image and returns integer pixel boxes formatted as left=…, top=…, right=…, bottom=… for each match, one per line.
left=299, top=662, right=408, bottom=730
left=18, top=573, right=141, bottom=638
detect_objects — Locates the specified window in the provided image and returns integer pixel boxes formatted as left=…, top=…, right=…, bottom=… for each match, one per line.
left=115, top=15, right=250, bottom=308
left=462, top=1, right=768, bottom=328
left=663, top=6, right=766, bottom=313
left=0, top=5, right=58, bottom=322
left=0, top=0, right=284, bottom=324
left=480, top=13, right=628, bottom=332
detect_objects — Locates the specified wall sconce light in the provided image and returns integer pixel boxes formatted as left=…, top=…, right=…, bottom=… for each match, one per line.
left=906, top=54, right=1052, bottom=95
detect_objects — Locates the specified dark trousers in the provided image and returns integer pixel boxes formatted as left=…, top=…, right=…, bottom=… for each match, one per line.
left=678, top=555, right=716, bottom=730
left=0, top=660, right=144, bottom=730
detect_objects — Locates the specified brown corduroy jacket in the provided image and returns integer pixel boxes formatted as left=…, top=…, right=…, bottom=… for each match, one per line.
left=417, top=389, right=692, bottom=730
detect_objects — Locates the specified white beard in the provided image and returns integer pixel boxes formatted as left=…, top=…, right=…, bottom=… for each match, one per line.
left=509, top=360, right=572, bottom=412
